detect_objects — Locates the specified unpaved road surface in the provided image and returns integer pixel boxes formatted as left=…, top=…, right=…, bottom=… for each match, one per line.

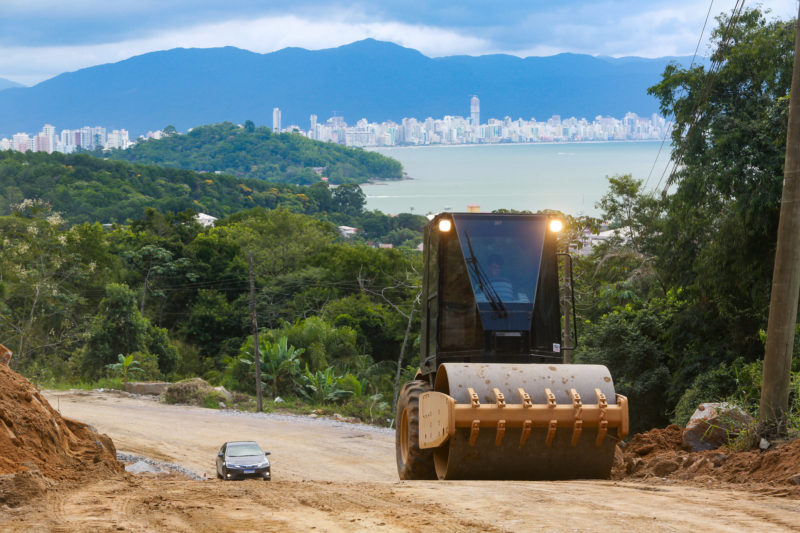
left=2, top=390, right=799, bottom=532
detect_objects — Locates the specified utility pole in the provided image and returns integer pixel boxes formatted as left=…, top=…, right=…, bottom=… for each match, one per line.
left=759, top=7, right=800, bottom=430
left=249, top=251, right=263, bottom=412
left=562, top=249, right=572, bottom=364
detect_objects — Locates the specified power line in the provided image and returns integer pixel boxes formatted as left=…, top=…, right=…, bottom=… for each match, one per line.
left=653, top=0, right=747, bottom=198
left=643, top=0, right=716, bottom=191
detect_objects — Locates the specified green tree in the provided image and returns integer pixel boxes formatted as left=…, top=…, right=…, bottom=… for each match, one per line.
left=576, top=302, right=672, bottom=432
left=0, top=201, right=113, bottom=371
left=82, top=283, right=177, bottom=379
left=332, top=184, right=366, bottom=216
left=265, top=317, right=359, bottom=372
left=259, top=337, right=303, bottom=396
left=646, top=7, right=794, bottom=364
left=122, top=244, right=191, bottom=314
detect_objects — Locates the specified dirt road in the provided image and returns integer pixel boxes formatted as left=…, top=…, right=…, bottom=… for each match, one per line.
left=2, top=390, right=799, bottom=532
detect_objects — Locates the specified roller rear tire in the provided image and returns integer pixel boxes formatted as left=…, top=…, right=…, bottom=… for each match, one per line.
left=395, top=380, right=437, bottom=480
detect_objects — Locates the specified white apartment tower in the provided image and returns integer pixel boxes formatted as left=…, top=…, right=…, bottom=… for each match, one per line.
left=273, top=107, right=282, bottom=132
left=309, top=114, right=317, bottom=139
left=470, top=95, right=480, bottom=127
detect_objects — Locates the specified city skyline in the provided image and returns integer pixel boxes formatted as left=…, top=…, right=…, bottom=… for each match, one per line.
left=0, top=97, right=671, bottom=154
left=303, top=96, right=670, bottom=147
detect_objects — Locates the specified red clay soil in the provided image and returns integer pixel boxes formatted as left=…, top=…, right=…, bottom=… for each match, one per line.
left=0, top=363, right=121, bottom=505
left=614, top=424, right=800, bottom=497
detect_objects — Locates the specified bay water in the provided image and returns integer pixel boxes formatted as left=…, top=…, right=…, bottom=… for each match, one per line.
left=365, top=141, right=670, bottom=216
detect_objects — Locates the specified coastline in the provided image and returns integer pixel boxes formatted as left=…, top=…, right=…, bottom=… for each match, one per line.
left=362, top=174, right=414, bottom=187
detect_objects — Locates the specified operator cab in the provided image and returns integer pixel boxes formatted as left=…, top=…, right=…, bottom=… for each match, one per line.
left=420, top=213, right=567, bottom=374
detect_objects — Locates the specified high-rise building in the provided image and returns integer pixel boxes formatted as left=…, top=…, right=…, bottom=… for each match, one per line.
left=273, top=107, right=281, bottom=132
left=470, top=95, right=480, bottom=127
left=106, top=129, right=131, bottom=150
left=80, top=126, right=92, bottom=149
left=91, top=126, right=107, bottom=148
left=12, top=133, right=31, bottom=152
left=34, top=133, right=53, bottom=153
left=309, top=114, right=317, bottom=139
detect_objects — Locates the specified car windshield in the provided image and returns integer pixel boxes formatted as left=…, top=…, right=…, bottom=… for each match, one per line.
left=226, top=444, right=263, bottom=457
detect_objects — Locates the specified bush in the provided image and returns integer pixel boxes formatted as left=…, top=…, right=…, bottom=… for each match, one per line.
left=222, top=336, right=303, bottom=396
left=264, top=317, right=358, bottom=372
left=126, top=351, right=161, bottom=381
left=576, top=304, right=671, bottom=432
left=337, top=373, right=362, bottom=397
left=82, top=283, right=179, bottom=379
left=202, top=390, right=229, bottom=409
left=299, top=366, right=352, bottom=404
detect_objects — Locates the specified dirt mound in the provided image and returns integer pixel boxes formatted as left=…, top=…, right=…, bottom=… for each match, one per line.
left=615, top=425, right=800, bottom=496
left=0, top=363, right=121, bottom=488
left=623, top=424, right=684, bottom=456
left=163, top=378, right=228, bottom=407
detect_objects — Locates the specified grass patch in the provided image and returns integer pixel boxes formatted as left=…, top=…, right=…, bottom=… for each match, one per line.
left=34, top=376, right=124, bottom=391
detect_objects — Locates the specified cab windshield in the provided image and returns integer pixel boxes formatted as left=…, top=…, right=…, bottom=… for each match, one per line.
left=454, top=215, right=546, bottom=308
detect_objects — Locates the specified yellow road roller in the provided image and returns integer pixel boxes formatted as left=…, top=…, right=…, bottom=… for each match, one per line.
left=396, top=212, right=629, bottom=480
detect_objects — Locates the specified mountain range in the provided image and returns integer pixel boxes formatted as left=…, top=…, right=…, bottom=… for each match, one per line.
left=0, top=77, right=24, bottom=91
left=0, top=39, right=695, bottom=138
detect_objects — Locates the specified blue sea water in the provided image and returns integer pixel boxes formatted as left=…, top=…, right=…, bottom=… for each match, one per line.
left=365, top=141, right=671, bottom=216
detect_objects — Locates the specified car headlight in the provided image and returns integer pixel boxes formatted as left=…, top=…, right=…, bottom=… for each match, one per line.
left=258, top=461, right=270, bottom=468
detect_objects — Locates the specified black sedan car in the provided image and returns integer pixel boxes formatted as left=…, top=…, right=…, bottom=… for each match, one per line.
left=216, top=441, right=271, bottom=481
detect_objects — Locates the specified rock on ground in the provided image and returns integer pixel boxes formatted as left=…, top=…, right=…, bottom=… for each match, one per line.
left=682, top=402, right=754, bottom=452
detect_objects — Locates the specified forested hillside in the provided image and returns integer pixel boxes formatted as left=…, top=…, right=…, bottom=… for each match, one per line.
left=0, top=202, right=422, bottom=423
left=104, top=122, right=403, bottom=185
left=0, top=149, right=425, bottom=246
left=0, top=146, right=425, bottom=424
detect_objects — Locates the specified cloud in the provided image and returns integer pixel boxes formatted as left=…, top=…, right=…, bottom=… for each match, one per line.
left=1, top=0, right=796, bottom=84
left=0, top=14, right=490, bottom=85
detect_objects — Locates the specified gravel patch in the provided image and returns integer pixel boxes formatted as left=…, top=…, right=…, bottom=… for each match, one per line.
left=117, top=452, right=204, bottom=480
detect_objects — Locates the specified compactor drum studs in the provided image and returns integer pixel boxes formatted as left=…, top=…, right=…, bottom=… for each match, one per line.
left=396, top=213, right=628, bottom=480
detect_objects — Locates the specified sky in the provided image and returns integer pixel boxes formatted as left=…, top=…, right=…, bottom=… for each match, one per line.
left=0, top=0, right=797, bottom=86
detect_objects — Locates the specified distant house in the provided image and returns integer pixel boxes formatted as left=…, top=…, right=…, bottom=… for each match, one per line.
left=577, top=225, right=633, bottom=255
left=195, top=213, right=218, bottom=227
left=338, top=225, right=358, bottom=238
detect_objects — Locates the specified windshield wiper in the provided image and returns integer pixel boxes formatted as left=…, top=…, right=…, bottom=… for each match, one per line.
left=464, top=231, right=507, bottom=318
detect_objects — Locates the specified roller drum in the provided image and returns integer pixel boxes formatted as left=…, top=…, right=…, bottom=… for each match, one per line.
left=432, top=362, right=620, bottom=480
